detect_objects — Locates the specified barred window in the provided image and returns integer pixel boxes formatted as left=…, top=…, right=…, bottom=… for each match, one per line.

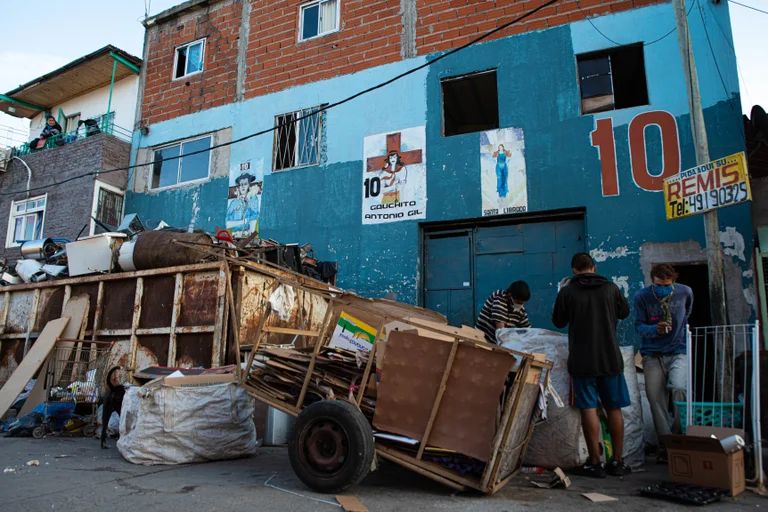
left=273, top=107, right=323, bottom=171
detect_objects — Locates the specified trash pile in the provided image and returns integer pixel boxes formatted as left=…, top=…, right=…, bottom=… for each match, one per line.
left=0, top=212, right=337, bottom=285
left=248, top=346, right=376, bottom=419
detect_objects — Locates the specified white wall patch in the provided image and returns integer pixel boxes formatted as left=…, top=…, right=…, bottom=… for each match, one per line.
left=720, top=226, right=745, bottom=261
left=591, top=243, right=637, bottom=263
left=612, top=276, right=630, bottom=298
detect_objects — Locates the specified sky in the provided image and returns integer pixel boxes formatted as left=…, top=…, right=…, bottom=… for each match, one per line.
left=0, top=0, right=765, bottom=147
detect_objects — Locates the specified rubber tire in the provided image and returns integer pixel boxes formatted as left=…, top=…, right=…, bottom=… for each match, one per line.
left=32, top=426, right=45, bottom=439
left=83, top=425, right=97, bottom=437
left=288, top=400, right=374, bottom=494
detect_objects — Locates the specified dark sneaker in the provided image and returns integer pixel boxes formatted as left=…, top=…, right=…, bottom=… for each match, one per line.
left=573, top=462, right=607, bottom=478
left=656, top=451, right=668, bottom=465
left=607, top=459, right=631, bottom=477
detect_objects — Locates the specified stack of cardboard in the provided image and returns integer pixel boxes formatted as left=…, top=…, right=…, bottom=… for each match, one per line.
left=247, top=346, right=376, bottom=418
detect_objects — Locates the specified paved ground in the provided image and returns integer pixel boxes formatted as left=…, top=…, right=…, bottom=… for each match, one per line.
left=0, top=436, right=763, bottom=511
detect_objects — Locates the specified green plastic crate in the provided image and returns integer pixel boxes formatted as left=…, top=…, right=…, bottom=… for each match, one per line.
left=674, top=401, right=744, bottom=434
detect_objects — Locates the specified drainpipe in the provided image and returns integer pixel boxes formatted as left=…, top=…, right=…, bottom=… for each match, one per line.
left=106, top=58, right=118, bottom=132
left=11, top=156, right=32, bottom=198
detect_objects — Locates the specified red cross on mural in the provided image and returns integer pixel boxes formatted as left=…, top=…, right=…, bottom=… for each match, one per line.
left=365, top=133, right=423, bottom=173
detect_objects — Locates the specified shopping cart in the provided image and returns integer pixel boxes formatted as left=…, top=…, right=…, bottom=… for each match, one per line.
left=33, top=340, right=113, bottom=439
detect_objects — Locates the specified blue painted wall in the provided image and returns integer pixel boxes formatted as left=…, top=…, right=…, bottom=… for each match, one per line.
left=126, top=2, right=753, bottom=344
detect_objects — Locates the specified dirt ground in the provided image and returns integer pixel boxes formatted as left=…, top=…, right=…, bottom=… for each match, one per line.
left=0, top=436, right=763, bottom=511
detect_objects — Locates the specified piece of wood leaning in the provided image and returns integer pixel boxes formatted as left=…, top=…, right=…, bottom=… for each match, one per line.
left=375, top=445, right=467, bottom=492
left=416, top=339, right=460, bottom=460
left=356, top=317, right=386, bottom=406
left=262, top=327, right=321, bottom=336
left=241, top=302, right=272, bottom=384
left=296, top=300, right=335, bottom=409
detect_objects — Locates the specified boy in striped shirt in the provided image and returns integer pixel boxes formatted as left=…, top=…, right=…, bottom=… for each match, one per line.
left=476, top=281, right=531, bottom=344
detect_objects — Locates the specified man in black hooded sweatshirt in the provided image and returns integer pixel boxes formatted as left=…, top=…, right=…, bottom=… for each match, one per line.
left=552, top=252, right=631, bottom=478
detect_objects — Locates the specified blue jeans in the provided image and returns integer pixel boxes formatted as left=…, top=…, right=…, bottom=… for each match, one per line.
left=643, top=354, right=687, bottom=443
left=496, top=164, right=508, bottom=197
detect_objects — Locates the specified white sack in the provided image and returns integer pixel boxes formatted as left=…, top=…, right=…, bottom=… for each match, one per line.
left=269, top=285, right=295, bottom=322
left=118, top=382, right=258, bottom=465
left=499, top=328, right=645, bottom=469
left=620, top=346, right=645, bottom=468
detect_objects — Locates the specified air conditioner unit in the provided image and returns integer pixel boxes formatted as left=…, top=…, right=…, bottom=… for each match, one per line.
left=0, top=148, right=11, bottom=173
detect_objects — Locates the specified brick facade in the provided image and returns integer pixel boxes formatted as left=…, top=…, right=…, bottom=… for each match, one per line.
left=141, top=0, right=241, bottom=125
left=0, top=134, right=130, bottom=263
left=139, top=0, right=667, bottom=126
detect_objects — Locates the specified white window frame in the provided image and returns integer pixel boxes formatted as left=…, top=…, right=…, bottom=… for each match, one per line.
left=272, top=107, right=323, bottom=172
left=150, top=134, right=213, bottom=191
left=89, top=181, right=125, bottom=236
left=298, top=0, right=341, bottom=42
left=173, top=38, right=206, bottom=80
left=6, top=194, right=47, bottom=248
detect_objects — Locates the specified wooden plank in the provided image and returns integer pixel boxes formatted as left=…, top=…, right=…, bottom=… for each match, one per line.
left=227, top=272, right=242, bottom=380
left=356, top=317, right=386, bottom=406
left=17, top=357, right=50, bottom=417
left=296, top=300, right=335, bottom=409
left=55, top=294, right=90, bottom=384
left=242, top=384, right=300, bottom=417
left=212, top=265, right=228, bottom=367
left=128, top=278, right=144, bottom=372
left=375, top=444, right=473, bottom=491
left=416, top=340, right=459, bottom=460
left=262, top=327, right=321, bottom=336
left=167, top=273, right=184, bottom=367
left=0, top=318, right=70, bottom=419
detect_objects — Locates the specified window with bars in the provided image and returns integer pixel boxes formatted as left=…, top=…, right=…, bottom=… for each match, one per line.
left=299, top=0, right=339, bottom=41
left=152, top=136, right=212, bottom=189
left=174, top=39, right=205, bottom=79
left=93, top=187, right=124, bottom=234
left=273, top=107, right=323, bottom=171
left=6, top=195, right=46, bottom=247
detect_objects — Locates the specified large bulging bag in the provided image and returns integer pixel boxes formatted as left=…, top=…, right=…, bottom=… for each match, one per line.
left=118, top=382, right=258, bottom=465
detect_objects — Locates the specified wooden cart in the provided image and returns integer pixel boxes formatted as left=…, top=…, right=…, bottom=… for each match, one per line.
left=226, top=258, right=553, bottom=494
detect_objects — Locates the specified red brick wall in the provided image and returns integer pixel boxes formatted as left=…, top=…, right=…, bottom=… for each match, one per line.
left=141, top=0, right=241, bottom=125
left=243, top=0, right=403, bottom=99
left=416, top=0, right=667, bottom=54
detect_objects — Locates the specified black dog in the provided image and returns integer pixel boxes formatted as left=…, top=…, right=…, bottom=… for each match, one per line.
left=101, top=366, right=125, bottom=449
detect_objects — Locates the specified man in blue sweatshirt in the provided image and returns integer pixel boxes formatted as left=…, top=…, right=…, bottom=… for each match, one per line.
left=634, top=263, right=693, bottom=463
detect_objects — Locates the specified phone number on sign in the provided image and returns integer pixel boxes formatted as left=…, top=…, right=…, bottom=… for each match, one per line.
left=668, top=182, right=748, bottom=219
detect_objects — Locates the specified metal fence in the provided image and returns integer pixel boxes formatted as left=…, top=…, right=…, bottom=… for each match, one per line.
left=686, top=322, right=763, bottom=488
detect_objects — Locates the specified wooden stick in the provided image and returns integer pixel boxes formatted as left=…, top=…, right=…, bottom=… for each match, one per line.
left=226, top=271, right=242, bottom=380
left=262, top=327, right=320, bottom=336
left=296, top=299, right=335, bottom=409
left=356, top=317, right=386, bottom=406
left=376, top=447, right=467, bottom=492
left=416, top=340, right=459, bottom=460
left=242, top=302, right=272, bottom=384
left=242, top=384, right=300, bottom=417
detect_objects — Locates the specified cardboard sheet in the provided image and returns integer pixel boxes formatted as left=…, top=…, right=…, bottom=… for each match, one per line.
left=373, top=330, right=514, bottom=461
left=0, top=318, right=70, bottom=419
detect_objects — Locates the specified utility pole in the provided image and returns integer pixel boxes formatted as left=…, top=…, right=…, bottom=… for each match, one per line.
left=673, top=0, right=730, bottom=401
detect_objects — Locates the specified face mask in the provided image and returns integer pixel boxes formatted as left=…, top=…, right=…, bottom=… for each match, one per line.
left=653, top=284, right=673, bottom=298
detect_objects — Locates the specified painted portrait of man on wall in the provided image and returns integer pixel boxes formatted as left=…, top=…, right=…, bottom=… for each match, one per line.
left=226, top=172, right=262, bottom=237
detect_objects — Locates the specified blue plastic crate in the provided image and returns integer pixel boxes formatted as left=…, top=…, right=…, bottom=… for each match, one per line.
left=674, top=401, right=744, bottom=434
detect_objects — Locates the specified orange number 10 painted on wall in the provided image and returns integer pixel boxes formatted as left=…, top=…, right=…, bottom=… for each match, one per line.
left=590, top=110, right=681, bottom=197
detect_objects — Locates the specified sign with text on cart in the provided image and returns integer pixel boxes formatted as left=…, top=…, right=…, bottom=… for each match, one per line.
left=362, top=126, right=427, bottom=225
left=663, top=152, right=751, bottom=221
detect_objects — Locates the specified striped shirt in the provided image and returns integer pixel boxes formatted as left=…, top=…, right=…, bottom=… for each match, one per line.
left=476, top=290, right=531, bottom=344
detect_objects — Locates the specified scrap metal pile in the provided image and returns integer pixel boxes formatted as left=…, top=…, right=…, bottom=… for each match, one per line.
left=248, top=346, right=376, bottom=419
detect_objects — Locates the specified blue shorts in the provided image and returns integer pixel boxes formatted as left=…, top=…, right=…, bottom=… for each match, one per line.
left=572, top=374, right=631, bottom=409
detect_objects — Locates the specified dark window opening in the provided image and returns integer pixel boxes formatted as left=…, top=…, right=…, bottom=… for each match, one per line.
left=441, top=70, right=499, bottom=137
left=577, top=44, right=648, bottom=114
left=94, top=188, right=124, bottom=234
left=273, top=107, right=322, bottom=171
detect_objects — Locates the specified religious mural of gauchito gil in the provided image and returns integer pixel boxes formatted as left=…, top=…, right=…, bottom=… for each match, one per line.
left=480, top=127, right=528, bottom=217
left=226, top=159, right=263, bottom=237
left=362, top=126, right=427, bottom=225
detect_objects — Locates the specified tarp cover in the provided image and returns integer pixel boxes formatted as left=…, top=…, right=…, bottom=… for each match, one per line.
left=498, top=328, right=645, bottom=469
left=118, top=382, right=258, bottom=465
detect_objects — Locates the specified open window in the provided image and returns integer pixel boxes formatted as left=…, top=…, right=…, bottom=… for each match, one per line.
left=441, top=70, right=499, bottom=137
left=174, top=39, right=205, bottom=79
left=577, top=44, right=649, bottom=115
left=299, top=0, right=340, bottom=41
left=273, top=107, right=323, bottom=171
left=90, top=181, right=125, bottom=235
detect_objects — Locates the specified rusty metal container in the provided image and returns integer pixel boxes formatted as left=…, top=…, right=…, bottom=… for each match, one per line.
left=132, top=231, right=212, bottom=271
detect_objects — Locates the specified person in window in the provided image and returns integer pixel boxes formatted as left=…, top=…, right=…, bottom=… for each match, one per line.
left=226, top=173, right=261, bottom=236
left=29, top=116, right=63, bottom=150
left=476, top=281, right=531, bottom=344
left=552, top=252, right=631, bottom=478
left=634, top=263, right=692, bottom=464
left=493, top=144, right=511, bottom=198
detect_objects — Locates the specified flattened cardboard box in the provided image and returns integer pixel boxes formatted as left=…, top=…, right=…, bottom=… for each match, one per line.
left=163, top=374, right=238, bottom=388
left=661, top=426, right=745, bottom=496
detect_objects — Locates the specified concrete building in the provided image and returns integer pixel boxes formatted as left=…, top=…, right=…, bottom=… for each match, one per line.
left=124, top=0, right=753, bottom=344
left=0, top=46, right=141, bottom=261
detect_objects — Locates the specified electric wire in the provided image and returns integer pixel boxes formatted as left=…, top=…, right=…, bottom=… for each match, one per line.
left=2, top=0, right=560, bottom=197
left=727, top=0, right=768, bottom=16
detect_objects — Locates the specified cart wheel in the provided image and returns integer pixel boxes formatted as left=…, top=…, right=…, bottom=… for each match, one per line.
left=83, top=425, right=97, bottom=438
left=32, top=426, right=45, bottom=439
left=288, top=400, right=374, bottom=494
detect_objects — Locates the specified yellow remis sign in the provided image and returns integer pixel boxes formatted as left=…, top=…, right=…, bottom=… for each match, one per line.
left=664, top=152, right=751, bottom=221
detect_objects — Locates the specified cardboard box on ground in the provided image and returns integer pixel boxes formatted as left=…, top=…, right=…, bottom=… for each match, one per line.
left=661, top=426, right=746, bottom=496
